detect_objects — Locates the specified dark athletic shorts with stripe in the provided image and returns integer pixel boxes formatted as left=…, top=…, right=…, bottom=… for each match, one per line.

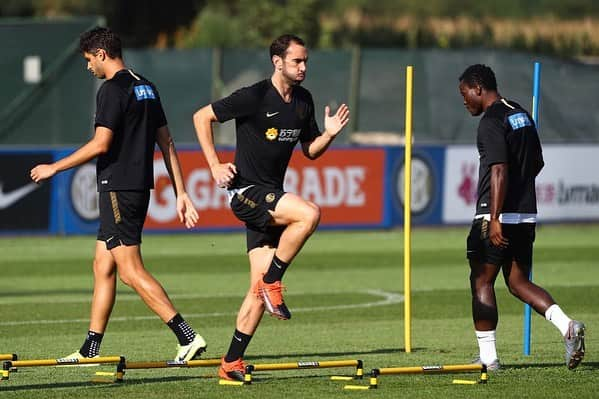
left=97, top=190, right=150, bottom=250
left=229, top=185, right=286, bottom=252
left=466, top=218, right=536, bottom=267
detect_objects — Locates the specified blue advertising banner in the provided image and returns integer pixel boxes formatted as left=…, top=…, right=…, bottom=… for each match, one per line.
left=385, top=145, right=445, bottom=226
left=50, top=150, right=99, bottom=235
left=1, top=145, right=446, bottom=235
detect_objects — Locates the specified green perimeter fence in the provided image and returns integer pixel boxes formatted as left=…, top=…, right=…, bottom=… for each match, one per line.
left=2, top=17, right=599, bottom=146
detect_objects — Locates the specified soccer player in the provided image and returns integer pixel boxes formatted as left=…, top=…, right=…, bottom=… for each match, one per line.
left=458, top=64, right=585, bottom=370
left=193, top=34, right=350, bottom=381
left=30, top=27, right=207, bottom=362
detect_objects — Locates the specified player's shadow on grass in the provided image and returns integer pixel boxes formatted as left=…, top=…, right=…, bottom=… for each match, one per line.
left=0, top=375, right=207, bottom=392
left=245, top=346, right=425, bottom=361
left=507, top=361, right=599, bottom=370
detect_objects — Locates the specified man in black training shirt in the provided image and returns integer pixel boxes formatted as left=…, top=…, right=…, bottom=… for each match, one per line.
left=31, top=27, right=207, bottom=362
left=458, top=64, right=585, bottom=371
left=193, top=34, right=350, bottom=381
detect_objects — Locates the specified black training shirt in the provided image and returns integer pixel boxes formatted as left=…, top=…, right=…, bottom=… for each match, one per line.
left=476, top=98, right=544, bottom=215
left=212, top=79, right=320, bottom=189
left=94, top=69, right=167, bottom=192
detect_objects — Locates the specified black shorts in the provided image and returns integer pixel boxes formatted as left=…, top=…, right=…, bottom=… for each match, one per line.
left=466, top=218, right=535, bottom=267
left=97, top=190, right=150, bottom=250
left=229, top=186, right=286, bottom=252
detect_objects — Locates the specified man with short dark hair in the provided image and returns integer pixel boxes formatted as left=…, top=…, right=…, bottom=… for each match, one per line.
left=458, top=64, right=585, bottom=370
left=193, top=33, right=350, bottom=381
left=31, top=26, right=207, bottom=362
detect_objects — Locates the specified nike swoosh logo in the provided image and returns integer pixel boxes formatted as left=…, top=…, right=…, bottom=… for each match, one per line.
left=273, top=260, right=282, bottom=269
left=266, top=112, right=279, bottom=117
left=0, top=182, right=39, bottom=210
left=234, top=335, right=242, bottom=342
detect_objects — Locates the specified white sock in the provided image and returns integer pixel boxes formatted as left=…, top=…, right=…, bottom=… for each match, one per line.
left=475, top=330, right=498, bottom=364
left=545, top=304, right=571, bottom=336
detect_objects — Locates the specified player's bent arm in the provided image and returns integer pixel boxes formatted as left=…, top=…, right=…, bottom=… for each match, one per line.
left=193, top=105, right=221, bottom=167
left=302, top=104, right=350, bottom=160
left=30, top=127, right=112, bottom=183
left=193, top=104, right=237, bottom=186
left=301, top=133, right=335, bottom=160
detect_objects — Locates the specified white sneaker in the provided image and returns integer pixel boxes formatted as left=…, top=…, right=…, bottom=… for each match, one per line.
left=57, top=351, right=100, bottom=366
left=174, top=335, right=207, bottom=362
left=472, top=356, right=501, bottom=371
left=564, top=320, right=585, bottom=370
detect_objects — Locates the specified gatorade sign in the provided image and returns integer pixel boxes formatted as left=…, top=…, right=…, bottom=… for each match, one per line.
left=145, top=148, right=385, bottom=230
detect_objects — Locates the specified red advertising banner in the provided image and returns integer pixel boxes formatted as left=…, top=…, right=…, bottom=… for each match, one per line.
left=145, top=148, right=385, bottom=230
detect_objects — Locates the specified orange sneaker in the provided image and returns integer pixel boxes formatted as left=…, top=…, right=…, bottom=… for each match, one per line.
left=218, top=357, right=246, bottom=381
left=254, top=279, right=291, bottom=320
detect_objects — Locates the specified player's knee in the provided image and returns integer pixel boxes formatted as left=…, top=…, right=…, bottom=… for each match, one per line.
left=507, top=279, right=526, bottom=299
left=118, top=273, right=133, bottom=287
left=304, top=202, right=321, bottom=231
left=117, top=267, right=138, bottom=287
left=93, top=258, right=115, bottom=278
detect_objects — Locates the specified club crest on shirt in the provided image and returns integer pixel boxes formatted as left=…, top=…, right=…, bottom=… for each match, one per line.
left=265, top=127, right=278, bottom=141
left=265, top=193, right=276, bottom=203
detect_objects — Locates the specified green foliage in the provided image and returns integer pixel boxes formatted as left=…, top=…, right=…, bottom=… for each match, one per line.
left=2, top=0, right=599, bottom=55
left=181, top=0, right=322, bottom=48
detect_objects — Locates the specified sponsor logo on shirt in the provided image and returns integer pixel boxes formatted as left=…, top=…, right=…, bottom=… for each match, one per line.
left=507, top=112, right=532, bottom=130
left=278, top=128, right=301, bottom=142
left=134, top=85, right=156, bottom=100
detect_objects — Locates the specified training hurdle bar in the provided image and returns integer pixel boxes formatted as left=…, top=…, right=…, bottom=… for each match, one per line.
left=1, top=356, right=124, bottom=381
left=243, top=359, right=363, bottom=384
left=344, top=363, right=487, bottom=390
left=114, top=358, right=222, bottom=382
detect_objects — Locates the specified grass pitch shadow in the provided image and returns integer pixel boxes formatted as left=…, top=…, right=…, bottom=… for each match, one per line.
left=245, top=346, right=425, bottom=361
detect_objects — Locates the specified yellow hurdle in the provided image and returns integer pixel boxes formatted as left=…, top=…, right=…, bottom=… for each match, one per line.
left=343, top=364, right=486, bottom=390
left=377, top=363, right=483, bottom=375
left=0, top=354, right=17, bottom=361
left=2, top=356, right=123, bottom=381
left=115, top=358, right=222, bottom=382
left=244, top=359, right=363, bottom=384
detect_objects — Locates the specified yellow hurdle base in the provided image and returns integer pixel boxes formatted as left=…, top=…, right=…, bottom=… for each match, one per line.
left=219, top=379, right=244, bottom=386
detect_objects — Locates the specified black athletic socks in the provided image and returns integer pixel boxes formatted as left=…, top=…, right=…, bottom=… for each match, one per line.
left=79, top=330, right=104, bottom=357
left=167, top=313, right=196, bottom=345
left=224, top=329, right=253, bottom=362
left=263, top=255, right=290, bottom=283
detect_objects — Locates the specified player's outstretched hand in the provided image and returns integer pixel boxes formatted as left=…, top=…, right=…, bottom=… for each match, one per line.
left=30, top=164, right=56, bottom=183
left=323, top=104, right=350, bottom=138
left=177, top=192, right=199, bottom=229
left=211, top=162, right=237, bottom=188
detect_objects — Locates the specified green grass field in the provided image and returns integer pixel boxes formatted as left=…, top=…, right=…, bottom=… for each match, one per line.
left=1, top=225, right=597, bottom=398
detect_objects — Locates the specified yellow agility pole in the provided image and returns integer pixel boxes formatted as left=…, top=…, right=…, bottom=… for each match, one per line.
left=115, top=358, right=221, bottom=382
left=244, top=359, right=363, bottom=384
left=0, top=354, right=17, bottom=361
left=2, top=356, right=123, bottom=380
left=404, top=65, right=414, bottom=353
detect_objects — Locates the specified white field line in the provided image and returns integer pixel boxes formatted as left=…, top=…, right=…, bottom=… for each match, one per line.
left=0, top=290, right=403, bottom=327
